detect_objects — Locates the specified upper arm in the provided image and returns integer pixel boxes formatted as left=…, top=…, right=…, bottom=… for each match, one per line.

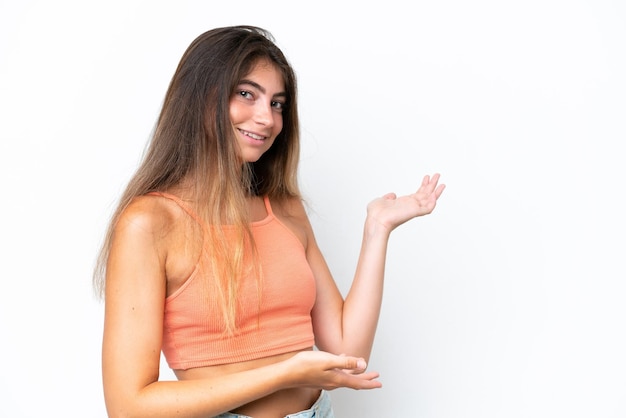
left=307, top=234, right=346, bottom=353
left=278, top=198, right=345, bottom=353
left=102, top=198, right=168, bottom=410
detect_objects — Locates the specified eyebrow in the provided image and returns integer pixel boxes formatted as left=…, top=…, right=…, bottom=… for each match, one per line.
left=238, top=79, right=287, bottom=99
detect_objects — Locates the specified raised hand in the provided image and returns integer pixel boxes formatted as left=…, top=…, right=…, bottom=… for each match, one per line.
left=285, top=350, right=382, bottom=391
left=366, top=173, right=445, bottom=233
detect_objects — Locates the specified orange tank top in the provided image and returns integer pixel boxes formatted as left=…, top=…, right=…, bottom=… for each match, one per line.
left=153, top=193, right=316, bottom=370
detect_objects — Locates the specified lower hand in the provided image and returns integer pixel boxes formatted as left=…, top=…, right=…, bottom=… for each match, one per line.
left=286, top=350, right=382, bottom=391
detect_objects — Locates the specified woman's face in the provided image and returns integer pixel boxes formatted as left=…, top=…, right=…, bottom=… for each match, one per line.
left=230, top=59, right=286, bottom=163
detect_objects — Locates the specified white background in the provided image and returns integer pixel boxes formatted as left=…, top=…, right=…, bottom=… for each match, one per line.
left=1, top=0, right=625, bottom=416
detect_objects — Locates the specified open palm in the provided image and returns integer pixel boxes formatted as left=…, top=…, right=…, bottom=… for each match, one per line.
left=367, top=173, right=445, bottom=232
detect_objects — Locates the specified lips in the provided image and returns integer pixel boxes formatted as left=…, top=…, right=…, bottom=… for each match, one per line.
left=238, top=129, right=266, bottom=141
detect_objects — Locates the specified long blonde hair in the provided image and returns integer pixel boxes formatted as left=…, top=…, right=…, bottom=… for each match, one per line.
left=93, top=26, right=301, bottom=333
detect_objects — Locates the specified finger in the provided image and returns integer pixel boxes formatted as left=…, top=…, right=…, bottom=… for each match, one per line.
left=428, top=173, right=441, bottom=188
left=418, top=174, right=437, bottom=194
left=435, top=183, right=446, bottom=198
left=340, top=371, right=383, bottom=390
left=337, top=356, right=367, bottom=373
left=422, top=173, right=442, bottom=195
left=349, top=371, right=380, bottom=381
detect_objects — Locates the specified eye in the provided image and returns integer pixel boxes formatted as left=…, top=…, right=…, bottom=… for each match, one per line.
left=237, top=90, right=254, bottom=100
left=271, top=100, right=285, bottom=112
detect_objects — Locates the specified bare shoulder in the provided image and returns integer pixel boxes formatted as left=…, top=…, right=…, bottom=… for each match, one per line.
left=115, top=195, right=179, bottom=238
left=111, top=194, right=201, bottom=293
left=113, top=194, right=197, bottom=260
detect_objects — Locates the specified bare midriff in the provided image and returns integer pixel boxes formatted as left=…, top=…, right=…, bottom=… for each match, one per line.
left=174, top=348, right=320, bottom=418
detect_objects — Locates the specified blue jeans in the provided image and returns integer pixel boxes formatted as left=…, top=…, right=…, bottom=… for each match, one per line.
left=214, top=390, right=334, bottom=418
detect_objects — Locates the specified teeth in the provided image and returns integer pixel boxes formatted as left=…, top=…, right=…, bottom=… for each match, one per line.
left=241, top=129, right=265, bottom=140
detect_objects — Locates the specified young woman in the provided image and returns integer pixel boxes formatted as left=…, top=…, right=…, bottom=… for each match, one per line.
left=94, top=25, right=445, bottom=418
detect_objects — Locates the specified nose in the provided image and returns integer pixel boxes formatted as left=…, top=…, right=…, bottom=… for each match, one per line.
left=253, top=101, right=274, bottom=127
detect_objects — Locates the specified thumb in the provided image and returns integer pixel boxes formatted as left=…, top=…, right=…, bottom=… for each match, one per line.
left=340, top=356, right=367, bottom=372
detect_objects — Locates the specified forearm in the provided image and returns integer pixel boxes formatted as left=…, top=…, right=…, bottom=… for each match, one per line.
left=105, top=351, right=379, bottom=417
left=106, top=361, right=291, bottom=418
left=340, top=219, right=391, bottom=361
left=337, top=176, right=444, bottom=359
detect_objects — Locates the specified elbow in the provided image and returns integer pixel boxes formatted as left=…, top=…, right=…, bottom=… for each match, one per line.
left=104, top=394, right=147, bottom=418
left=105, top=406, right=146, bottom=418
left=103, top=376, right=158, bottom=418
left=104, top=402, right=134, bottom=418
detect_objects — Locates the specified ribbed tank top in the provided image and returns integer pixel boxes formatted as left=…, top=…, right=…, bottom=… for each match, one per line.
left=152, top=192, right=316, bottom=370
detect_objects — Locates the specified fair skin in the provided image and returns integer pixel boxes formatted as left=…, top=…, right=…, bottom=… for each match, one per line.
left=102, top=60, right=445, bottom=417
left=230, top=60, right=285, bottom=163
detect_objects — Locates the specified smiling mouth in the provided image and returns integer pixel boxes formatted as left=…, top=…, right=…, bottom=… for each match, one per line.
left=239, top=129, right=266, bottom=141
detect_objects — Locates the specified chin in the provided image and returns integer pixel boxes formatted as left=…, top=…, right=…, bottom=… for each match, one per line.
left=242, top=155, right=263, bottom=164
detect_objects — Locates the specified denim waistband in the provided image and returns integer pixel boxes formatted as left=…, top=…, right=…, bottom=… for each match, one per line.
left=214, top=390, right=333, bottom=418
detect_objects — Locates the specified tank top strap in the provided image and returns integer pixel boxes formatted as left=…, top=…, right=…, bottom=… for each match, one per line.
left=147, top=191, right=205, bottom=226
left=262, top=195, right=274, bottom=218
